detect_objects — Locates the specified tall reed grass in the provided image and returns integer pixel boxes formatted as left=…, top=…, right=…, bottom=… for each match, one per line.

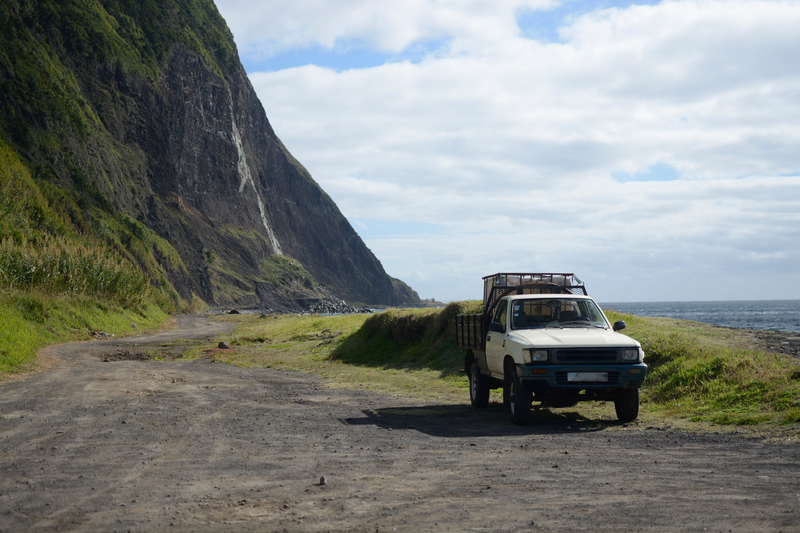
left=0, top=235, right=149, bottom=307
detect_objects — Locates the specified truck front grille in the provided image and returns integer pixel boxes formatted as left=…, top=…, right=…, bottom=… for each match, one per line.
left=554, top=348, right=618, bottom=364
left=554, top=371, right=621, bottom=386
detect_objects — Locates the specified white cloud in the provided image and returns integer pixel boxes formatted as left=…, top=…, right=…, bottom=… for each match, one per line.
left=217, top=0, right=559, bottom=58
left=216, top=0, right=800, bottom=302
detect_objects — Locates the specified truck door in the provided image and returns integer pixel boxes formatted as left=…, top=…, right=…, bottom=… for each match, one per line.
left=485, top=299, right=508, bottom=377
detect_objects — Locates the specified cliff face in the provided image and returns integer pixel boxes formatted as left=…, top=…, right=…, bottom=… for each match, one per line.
left=0, top=0, right=420, bottom=309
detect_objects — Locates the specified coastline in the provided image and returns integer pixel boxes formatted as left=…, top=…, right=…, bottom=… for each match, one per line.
left=727, top=327, right=800, bottom=357
left=602, top=300, right=800, bottom=335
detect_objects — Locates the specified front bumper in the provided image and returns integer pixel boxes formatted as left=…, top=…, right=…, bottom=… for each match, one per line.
left=518, top=363, right=647, bottom=391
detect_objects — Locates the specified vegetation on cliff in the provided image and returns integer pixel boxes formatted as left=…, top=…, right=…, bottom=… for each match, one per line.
left=0, top=0, right=217, bottom=312
left=0, top=136, right=169, bottom=375
left=1, top=0, right=421, bottom=316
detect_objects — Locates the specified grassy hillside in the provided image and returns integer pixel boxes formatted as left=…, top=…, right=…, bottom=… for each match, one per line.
left=0, top=0, right=227, bottom=300
left=0, top=0, right=217, bottom=312
left=0, top=137, right=171, bottom=376
left=199, top=303, right=800, bottom=434
left=0, top=0, right=241, bottom=375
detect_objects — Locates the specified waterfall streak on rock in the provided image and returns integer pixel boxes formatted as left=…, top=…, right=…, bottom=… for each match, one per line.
left=231, top=116, right=282, bottom=255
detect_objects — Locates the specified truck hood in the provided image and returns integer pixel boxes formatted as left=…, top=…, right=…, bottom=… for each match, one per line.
left=508, top=328, right=640, bottom=348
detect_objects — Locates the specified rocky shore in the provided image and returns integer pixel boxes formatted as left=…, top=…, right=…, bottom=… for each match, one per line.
left=217, top=297, right=374, bottom=317
left=746, top=329, right=800, bottom=357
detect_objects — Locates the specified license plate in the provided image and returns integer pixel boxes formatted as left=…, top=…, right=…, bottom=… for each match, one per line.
left=568, top=372, right=608, bottom=382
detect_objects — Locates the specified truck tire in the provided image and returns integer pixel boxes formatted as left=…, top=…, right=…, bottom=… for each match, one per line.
left=508, top=369, right=532, bottom=425
left=469, top=362, right=490, bottom=408
left=615, top=388, right=639, bottom=423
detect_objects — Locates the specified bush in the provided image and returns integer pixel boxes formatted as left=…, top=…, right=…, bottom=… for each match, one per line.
left=332, top=301, right=483, bottom=376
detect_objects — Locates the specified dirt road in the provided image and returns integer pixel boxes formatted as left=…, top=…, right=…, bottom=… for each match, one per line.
left=1, top=315, right=799, bottom=532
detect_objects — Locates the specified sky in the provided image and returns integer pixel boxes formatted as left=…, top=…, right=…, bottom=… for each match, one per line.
left=213, top=0, right=800, bottom=303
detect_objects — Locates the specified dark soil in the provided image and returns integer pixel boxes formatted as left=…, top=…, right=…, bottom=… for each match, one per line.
left=1, top=316, right=800, bottom=532
left=101, top=350, right=150, bottom=362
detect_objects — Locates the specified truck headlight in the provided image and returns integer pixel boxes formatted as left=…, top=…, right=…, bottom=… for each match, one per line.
left=622, top=348, right=640, bottom=361
left=525, top=349, right=548, bottom=363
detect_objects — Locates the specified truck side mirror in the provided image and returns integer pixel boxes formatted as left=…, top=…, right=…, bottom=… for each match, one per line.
left=613, top=320, right=627, bottom=332
left=488, top=322, right=505, bottom=333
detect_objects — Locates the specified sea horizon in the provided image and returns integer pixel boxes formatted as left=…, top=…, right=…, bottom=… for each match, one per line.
left=600, top=299, right=800, bottom=333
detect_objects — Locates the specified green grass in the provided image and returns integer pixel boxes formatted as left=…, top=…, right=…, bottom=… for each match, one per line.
left=0, top=290, right=168, bottom=375
left=184, top=310, right=469, bottom=402
left=198, top=303, right=800, bottom=436
left=0, top=235, right=150, bottom=308
left=259, top=254, right=316, bottom=287
left=331, top=301, right=481, bottom=375
left=605, top=309, right=800, bottom=426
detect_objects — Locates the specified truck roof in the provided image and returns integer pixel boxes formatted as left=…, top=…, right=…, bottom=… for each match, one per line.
left=505, top=293, right=593, bottom=301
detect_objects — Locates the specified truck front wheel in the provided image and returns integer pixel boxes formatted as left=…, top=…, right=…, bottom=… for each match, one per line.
left=614, top=388, right=640, bottom=423
left=469, top=362, right=490, bottom=408
left=508, top=369, right=532, bottom=425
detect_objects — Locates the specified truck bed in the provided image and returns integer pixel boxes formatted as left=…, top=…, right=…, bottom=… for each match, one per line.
left=455, top=314, right=483, bottom=351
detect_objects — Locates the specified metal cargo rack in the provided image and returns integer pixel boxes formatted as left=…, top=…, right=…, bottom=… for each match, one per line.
left=482, top=273, right=587, bottom=319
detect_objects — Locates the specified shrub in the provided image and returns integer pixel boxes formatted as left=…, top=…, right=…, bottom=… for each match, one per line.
left=0, top=235, right=149, bottom=308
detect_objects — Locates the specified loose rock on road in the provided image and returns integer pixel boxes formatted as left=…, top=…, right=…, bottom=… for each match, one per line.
left=1, top=315, right=799, bottom=532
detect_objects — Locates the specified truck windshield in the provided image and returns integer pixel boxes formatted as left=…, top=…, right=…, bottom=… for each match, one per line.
left=510, top=299, right=608, bottom=329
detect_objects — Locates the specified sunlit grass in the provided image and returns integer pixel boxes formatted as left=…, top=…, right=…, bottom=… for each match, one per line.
left=186, top=311, right=471, bottom=403
left=202, top=305, right=800, bottom=435
left=0, top=235, right=149, bottom=307
left=0, top=290, right=168, bottom=375
left=606, top=310, right=800, bottom=426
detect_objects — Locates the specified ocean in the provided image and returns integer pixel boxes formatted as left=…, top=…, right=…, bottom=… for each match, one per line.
left=600, top=300, right=800, bottom=333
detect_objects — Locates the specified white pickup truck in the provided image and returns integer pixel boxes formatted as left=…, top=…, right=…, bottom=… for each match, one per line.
left=455, top=273, right=647, bottom=425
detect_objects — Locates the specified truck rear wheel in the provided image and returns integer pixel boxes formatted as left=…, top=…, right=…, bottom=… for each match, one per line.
left=508, top=369, right=531, bottom=425
left=469, top=362, right=490, bottom=408
left=615, top=388, right=639, bottom=423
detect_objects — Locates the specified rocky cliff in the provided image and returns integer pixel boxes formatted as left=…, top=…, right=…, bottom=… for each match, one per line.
left=0, top=0, right=420, bottom=310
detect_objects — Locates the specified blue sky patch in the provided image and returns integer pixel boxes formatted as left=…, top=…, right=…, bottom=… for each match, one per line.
left=612, top=162, right=681, bottom=182
left=517, top=0, right=664, bottom=43
left=241, top=38, right=450, bottom=73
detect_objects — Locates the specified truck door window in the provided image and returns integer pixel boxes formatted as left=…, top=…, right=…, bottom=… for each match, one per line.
left=492, top=302, right=507, bottom=331
left=577, top=300, right=607, bottom=325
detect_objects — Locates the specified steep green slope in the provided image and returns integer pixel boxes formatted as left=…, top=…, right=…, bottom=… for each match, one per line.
left=0, top=136, right=169, bottom=374
left=0, top=0, right=421, bottom=314
left=0, top=0, right=219, bottom=309
left=0, top=0, right=254, bottom=374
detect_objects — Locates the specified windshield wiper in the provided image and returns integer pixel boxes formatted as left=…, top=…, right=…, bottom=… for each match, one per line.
left=559, top=321, right=606, bottom=328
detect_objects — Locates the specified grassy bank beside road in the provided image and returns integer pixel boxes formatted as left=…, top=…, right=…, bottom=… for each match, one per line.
left=0, top=291, right=168, bottom=376
left=192, top=306, right=473, bottom=402
left=199, top=303, right=800, bottom=433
